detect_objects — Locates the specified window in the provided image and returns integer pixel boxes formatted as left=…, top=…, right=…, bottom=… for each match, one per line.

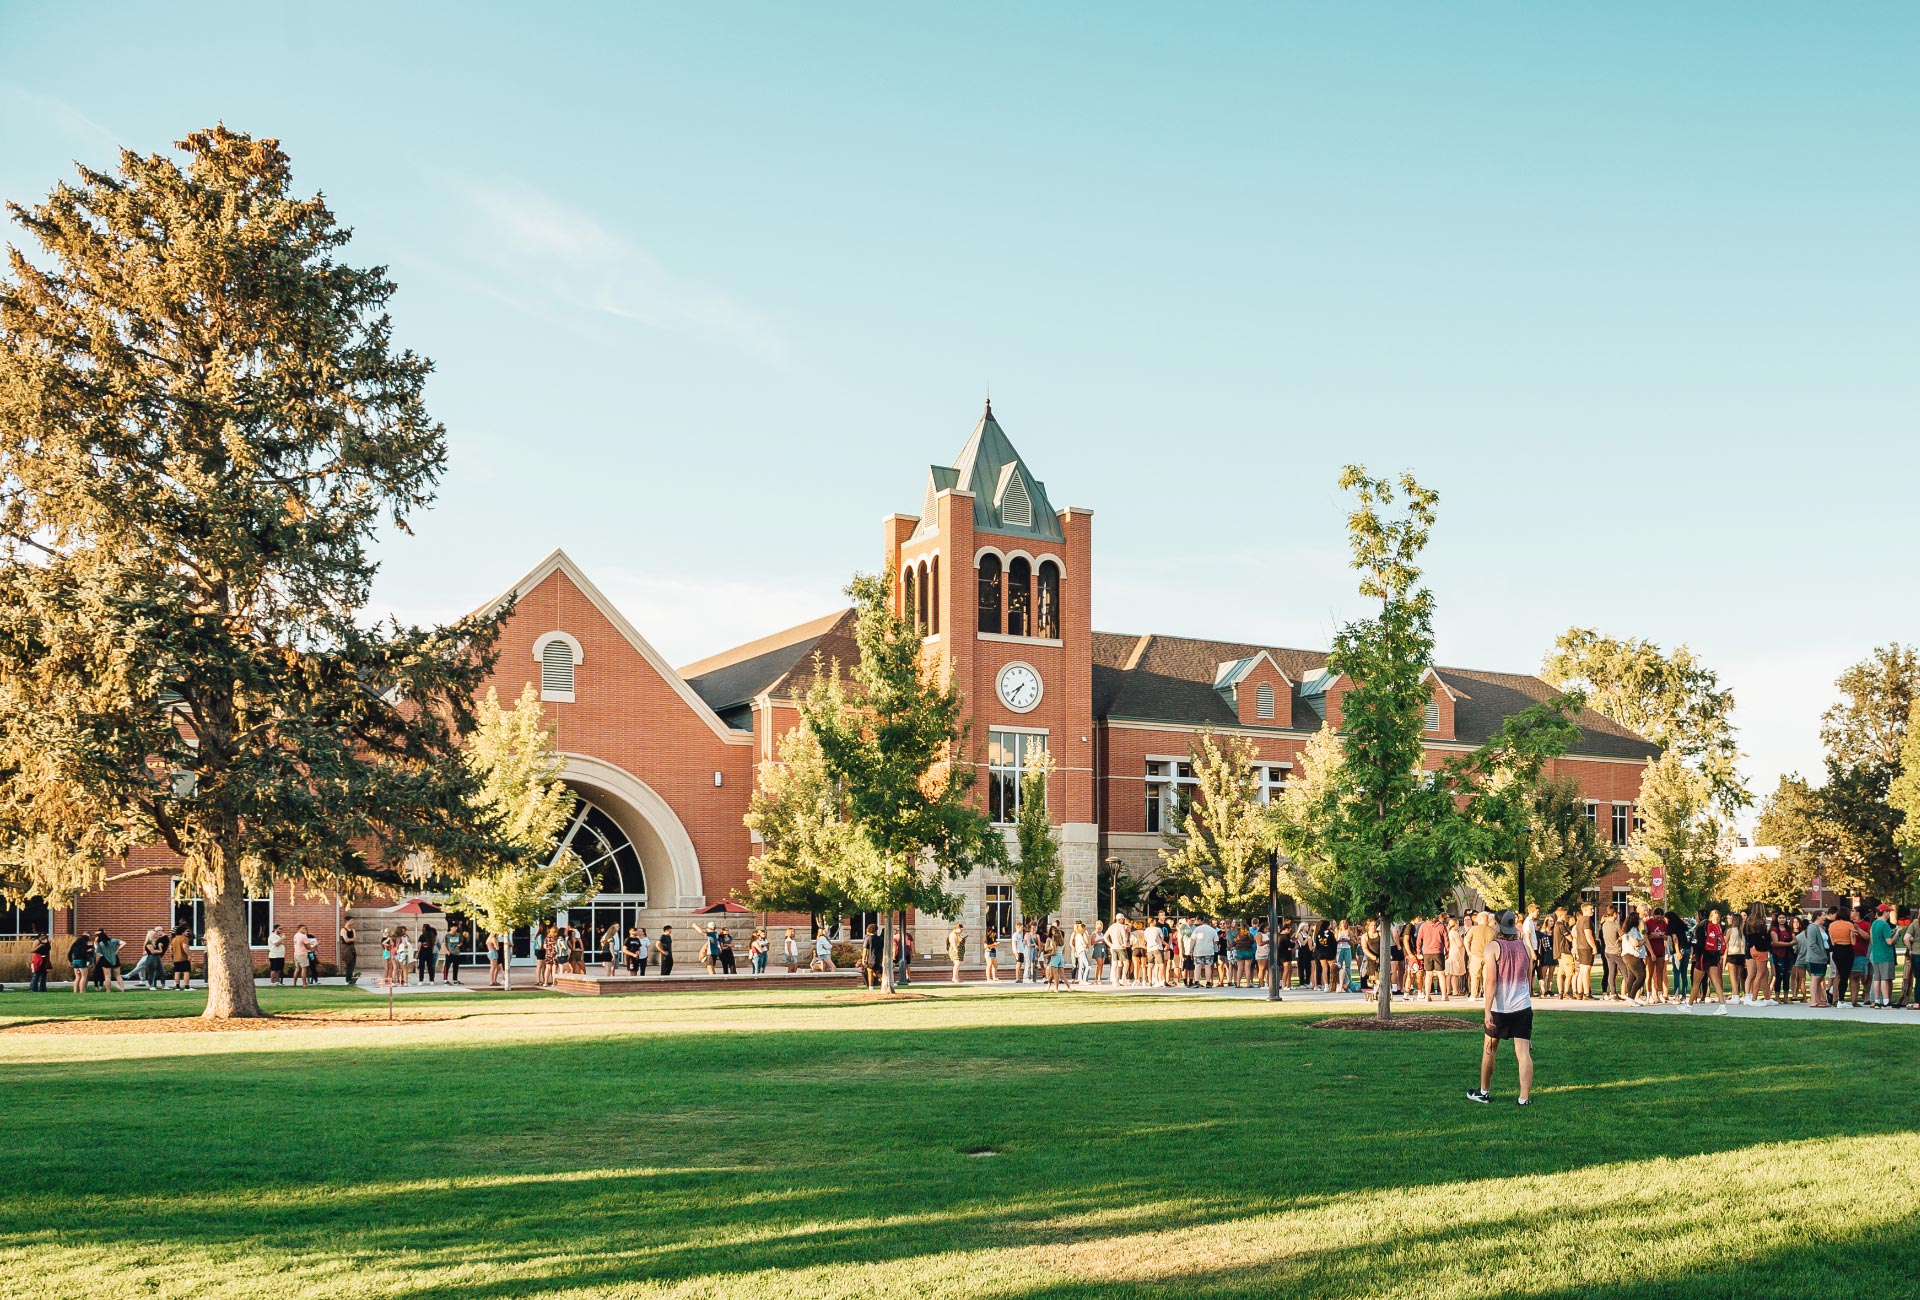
left=1611, top=803, right=1631, bottom=845
left=1256, top=764, right=1290, bottom=804
left=1006, top=557, right=1031, bottom=637
left=1256, top=681, right=1276, bottom=720
left=535, top=632, right=581, bottom=702
left=171, top=879, right=272, bottom=947
left=1034, top=560, right=1060, bottom=640
left=1611, top=887, right=1630, bottom=922
left=977, top=554, right=1002, bottom=634
left=1423, top=697, right=1440, bottom=732
left=1633, top=808, right=1645, bottom=836
left=988, top=730, right=1046, bottom=824
left=929, top=556, right=940, bottom=634
left=917, top=562, right=929, bottom=633
left=842, top=910, right=883, bottom=940
left=903, top=568, right=916, bottom=629
left=1145, top=759, right=1199, bottom=832
left=985, top=884, right=1014, bottom=939
left=1584, top=801, right=1599, bottom=830
left=0, top=896, right=50, bottom=939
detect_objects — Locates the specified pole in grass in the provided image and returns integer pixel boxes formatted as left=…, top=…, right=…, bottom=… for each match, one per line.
left=1267, top=849, right=1283, bottom=1002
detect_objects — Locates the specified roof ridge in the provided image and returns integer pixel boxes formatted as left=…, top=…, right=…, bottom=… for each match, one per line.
left=677, top=609, right=850, bottom=679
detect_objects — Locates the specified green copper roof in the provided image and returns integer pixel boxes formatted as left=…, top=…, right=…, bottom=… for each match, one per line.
left=919, top=401, right=1064, bottom=543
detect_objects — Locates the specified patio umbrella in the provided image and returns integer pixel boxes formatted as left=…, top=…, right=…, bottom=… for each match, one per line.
left=384, top=898, right=445, bottom=916
left=693, top=900, right=752, bottom=914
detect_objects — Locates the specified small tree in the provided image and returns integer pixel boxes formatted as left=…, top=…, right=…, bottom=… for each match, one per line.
left=1010, top=747, right=1063, bottom=925
left=445, top=685, right=583, bottom=990
left=1750, top=774, right=1825, bottom=908
left=740, top=722, right=866, bottom=935
left=1464, top=772, right=1612, bottom=913
left=804, top=571, right=1008, bottom=993
left=1272, top=725, right=1350, bottom=919
left=1624, top=750, right=1725, bottom=915
left=1160, top=729, right=1271, bottom=918
left=0, top=128, right=505, bottom=1018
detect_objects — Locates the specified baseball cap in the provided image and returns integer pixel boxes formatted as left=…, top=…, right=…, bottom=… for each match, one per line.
left=1495, top=909, right=1519, bottom=936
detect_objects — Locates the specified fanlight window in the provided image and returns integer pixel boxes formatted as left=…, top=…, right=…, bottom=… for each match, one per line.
left=551, top=799, right=647, bottom=901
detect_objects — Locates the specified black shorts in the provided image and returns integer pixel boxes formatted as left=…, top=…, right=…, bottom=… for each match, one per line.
left=1486, top=1008, right=1533, bottom=1041
left=171, top=961, right=191, bottom=975
left=269, top=958, right=285, bottom=974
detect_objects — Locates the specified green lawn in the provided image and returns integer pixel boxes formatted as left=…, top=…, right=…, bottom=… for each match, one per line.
left=2, top=987, right=1916, bottom=1300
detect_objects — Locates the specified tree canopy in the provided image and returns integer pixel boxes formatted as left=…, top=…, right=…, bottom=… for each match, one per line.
left=0, top=128, right=504, bottom=1017
left=1159, top=728, right=1271, bottom=918
left=1623, top=750, right=1725, bottom=915
left=802, top=570, right=1008, bottom=991
left=1010, top=747, right=1063, bottom=923
left=739, top=721, right=867, bottom=933
left=1541, top=628, right=1746, bottom=815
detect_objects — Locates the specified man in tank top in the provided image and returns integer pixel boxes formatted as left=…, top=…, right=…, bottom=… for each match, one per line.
left=1469, top=909, right=1534, bottom=1107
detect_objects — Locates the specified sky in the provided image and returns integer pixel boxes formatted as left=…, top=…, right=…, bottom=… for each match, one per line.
left=3, top=2, right=1916, bottom=824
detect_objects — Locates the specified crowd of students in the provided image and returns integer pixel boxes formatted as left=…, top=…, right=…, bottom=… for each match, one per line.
left=923, top=900, right=1920, bottom=1012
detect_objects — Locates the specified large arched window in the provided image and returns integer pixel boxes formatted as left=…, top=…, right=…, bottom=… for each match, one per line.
left=1006, top=557, right=1031, bottom=638
left=903, top=566, right=916, bottom=629
left=1035, top=560, right=1060, bottom=640
left=977, top=554, right=1002, bottom=634
left=554, top=799, right=649, bottom=966
left=929, top=556, right=940, bottom=634
left=917, top=561, right=930, bottom=634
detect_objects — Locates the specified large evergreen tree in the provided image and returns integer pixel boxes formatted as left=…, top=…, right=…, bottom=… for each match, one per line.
left=803, top=570, right=1008, bottom=993
left=0, top=128, right=505, bottom=1017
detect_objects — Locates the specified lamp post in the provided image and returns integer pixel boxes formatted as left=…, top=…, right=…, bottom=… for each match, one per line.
left=1105, top=857, right=1122, bottom=923
left=1267, top=849, right=1283, bottom=1002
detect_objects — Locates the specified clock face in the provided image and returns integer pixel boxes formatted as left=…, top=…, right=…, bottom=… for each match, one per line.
left=997, top=662, right=1042, bottom=713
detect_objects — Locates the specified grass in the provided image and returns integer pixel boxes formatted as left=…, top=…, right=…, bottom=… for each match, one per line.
left=2, top=985, right=1917, bottom=1299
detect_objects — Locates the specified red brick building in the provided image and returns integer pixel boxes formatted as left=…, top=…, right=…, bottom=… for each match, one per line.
left=12, top=402, right=1656, bottom=971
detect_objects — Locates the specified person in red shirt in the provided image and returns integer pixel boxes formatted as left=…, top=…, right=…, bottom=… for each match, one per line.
left=1689, top=908, right=1727, bottom=1012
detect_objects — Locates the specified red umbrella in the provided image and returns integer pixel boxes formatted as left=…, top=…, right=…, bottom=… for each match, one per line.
left=694, top=900, right=752, bottom=914
left=384, top=898, right=445, bottom=915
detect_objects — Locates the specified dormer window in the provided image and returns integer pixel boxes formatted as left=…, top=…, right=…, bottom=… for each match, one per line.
left=534, top=632, right=583, bottom=703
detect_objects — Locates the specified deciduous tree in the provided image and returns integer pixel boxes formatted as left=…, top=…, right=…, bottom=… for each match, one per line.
left=803, top=570, right=1008, bottom=993
left=739, top=722, right=866, bottom=935
left=1623, top=751, right=1725, bottom=915
left=1010, top=747, right=1063, bottom=924
left=1159, top=728, right=1270, bottom=918
left=1542, top=629, right=1746, bottom=815
left=0, top=128, right=504, bottom=1018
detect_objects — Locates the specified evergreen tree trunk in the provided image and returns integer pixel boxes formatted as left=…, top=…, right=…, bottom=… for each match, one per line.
left=1376, top=911, right=1392, bottom=1021
left=201, top=840, right=263, bottom=1019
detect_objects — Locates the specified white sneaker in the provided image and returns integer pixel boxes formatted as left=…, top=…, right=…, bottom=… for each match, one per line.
left=1713, top=1005, right=1728, bottom=1015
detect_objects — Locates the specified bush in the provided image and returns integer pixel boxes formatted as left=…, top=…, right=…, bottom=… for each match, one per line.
left=831, top=941, right=862, bottom=969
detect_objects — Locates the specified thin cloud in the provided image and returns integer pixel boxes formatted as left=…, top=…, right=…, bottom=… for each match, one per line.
left=2, top=83, right=122, bottom=155
left=460, top=182, right=787, bottom=365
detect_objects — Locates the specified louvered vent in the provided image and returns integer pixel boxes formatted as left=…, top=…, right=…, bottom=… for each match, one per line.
left=542, top=638, right=575, bottom=698
left=1256, top=681, right=1275, bottom=719
left=1424, top=697, right=1440, bottom=731
left=1001, top=470, right=1032, bottom=526
left=922, top=482, right=937, bottom=528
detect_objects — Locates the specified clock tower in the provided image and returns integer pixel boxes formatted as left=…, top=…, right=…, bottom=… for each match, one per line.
left=882, top=402, right=1099, bottom=936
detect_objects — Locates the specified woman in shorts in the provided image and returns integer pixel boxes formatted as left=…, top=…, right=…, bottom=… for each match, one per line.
left=68, top=930, right=95, bottom=994
left=93, top=929, right=124, bottom=992
left=1690, top=908, right=1726, bottom=1009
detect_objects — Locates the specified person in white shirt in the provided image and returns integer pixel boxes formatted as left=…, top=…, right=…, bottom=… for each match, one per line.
left=1191, top=921, right=1219, bottom=985
left=811, top=933, right=834, bottom=972
left=1105, top=919, right=1130, bottom=985
left=1143, top=921, right=1165, bottom=987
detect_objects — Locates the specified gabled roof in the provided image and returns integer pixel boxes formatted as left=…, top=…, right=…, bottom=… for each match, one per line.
left=680, top=609, right=858, bottom=713
left=1090, top=629, right=1659, bottom=760
left=488, top=550, right=752, bottom=745
left=924, top=400, right=1065, bottom=543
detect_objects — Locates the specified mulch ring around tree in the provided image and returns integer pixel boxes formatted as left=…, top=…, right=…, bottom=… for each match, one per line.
left=1311, top=1013, right=1478, bottom=1032
left=1, top=1011, right=467, bottom=1035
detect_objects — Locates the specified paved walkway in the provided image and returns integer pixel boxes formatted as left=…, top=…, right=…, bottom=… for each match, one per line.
left=942, top=977, right=1920, bottom=1024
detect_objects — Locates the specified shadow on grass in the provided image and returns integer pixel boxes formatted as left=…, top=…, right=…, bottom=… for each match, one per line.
left=5, top=1010, right=1918, bottom=1297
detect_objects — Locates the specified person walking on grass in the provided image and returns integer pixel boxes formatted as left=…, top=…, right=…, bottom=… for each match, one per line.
left=1469, top=909, right=1534, bottom=1107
